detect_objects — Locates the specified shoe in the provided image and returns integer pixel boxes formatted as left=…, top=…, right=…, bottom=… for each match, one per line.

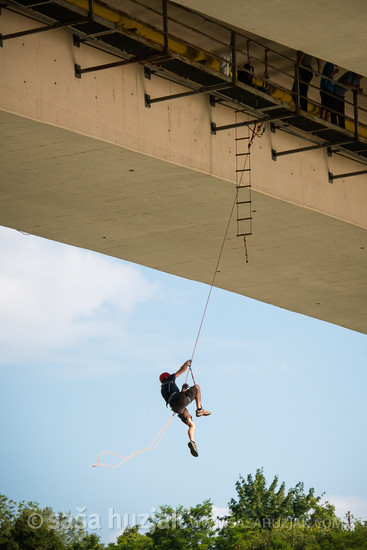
left=196, top=408, right=211, bottom=417
left=188, top=440, right=199, bottom=457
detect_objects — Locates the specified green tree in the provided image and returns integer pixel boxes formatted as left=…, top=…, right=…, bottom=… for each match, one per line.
left=311, top=520, right=367, bottom=550
left=107, top=525, right=152, bottom=549
left=227, top=468, right=338, bottom=528
left=0, top=494, right=105, bottom=550
left=73, top=532, right=106, bottom=550
left=0, top=495, right=19, bottom=550
left=215, top=469, right=346, bottom=549
left=147, top=500, right=215, bottom=549
left=53, top=510, right=85, bottom=548
left=11, top=500, right=66, bottom=550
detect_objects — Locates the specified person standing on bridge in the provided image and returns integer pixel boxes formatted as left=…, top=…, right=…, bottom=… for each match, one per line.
left=159, top=360, right=211, bottom=457
left=292, top=51, right=322, bottom=112
left=320, top=62, right=338, bottom=123
left=333, top=72, right=363, bottom=129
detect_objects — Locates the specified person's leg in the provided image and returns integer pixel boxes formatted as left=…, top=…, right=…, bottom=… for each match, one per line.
left=324, top=92, right=334, bottom=122
left=320, top=92, right=327, bottom=120
left=299, top=68, right=312, bottom=112
left=184, top=384, right=201, bottom=409
left=329, top=95, right=338, bottom=125
left=292, top=75, right=302, bottom=108
left=185, top=385, right=211, bottom=416
left=179, top=411, right=198, bottom=457
left=339, top=98, right=345, bottom=128
left=299, top=81, right=308, bottom=111
left=335, top=96, right=345, bottom=128
left=178, top=408, right=195, bottom=439
left=193, top=384, right=202, bottom=410
left=187, top=417, right=195, bottom=442
left=193, top=385, right=211, bottom=416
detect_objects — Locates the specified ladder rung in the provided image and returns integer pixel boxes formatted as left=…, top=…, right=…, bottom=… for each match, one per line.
left=235, top=137, right=250, bottom=141
left=235, top=152, right=250, bottom=156
left=236, top=184, right=251, bottom=188
left=236, top=168, right=251, bottom=172
left=237, top=232, right=252, bottom=237
left=236, top=200, right=252, bottom=204
left=237, top=217, right=253, bottom=221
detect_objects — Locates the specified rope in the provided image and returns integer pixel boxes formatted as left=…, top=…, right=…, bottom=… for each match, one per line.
left=93, top=114, right=265, bottom=467
left=186, top=113, right=266, bottom=385
left=94, top=187, right=239, bottom=465
left=94, top=189, right=238, bottom=465
left=185, top=191, right=238, bottom=385
left=92, top=413, right=175, bottom=468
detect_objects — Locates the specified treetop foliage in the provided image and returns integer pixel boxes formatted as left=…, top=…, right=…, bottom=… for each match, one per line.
left=1, top=469, right=366, bottom=549
left=228, top=467, right=335, bottom=528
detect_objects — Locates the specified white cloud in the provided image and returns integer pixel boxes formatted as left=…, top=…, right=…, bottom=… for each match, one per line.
left=212, top=505, right=229, bottom=518
left=325, top=495, right=367, bottom=522
left=212, top=506, right=229, bottom=528
left=0, top=227, right=158, bottom=365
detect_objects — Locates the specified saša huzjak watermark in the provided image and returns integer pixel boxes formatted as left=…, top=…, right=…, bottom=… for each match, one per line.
left=27, top=506, right=348, bottom=533
left=27, top=507, right=173, bottom=533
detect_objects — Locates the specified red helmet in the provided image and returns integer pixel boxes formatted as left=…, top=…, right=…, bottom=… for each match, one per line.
left=159, top=372, right=170, bottom=383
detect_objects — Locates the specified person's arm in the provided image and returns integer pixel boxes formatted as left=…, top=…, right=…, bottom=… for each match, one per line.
left=174, top=360, right=191, bottom=379
left=343, top=73, right=362, bottom=93
left=348, top=81, right=363, bottom=93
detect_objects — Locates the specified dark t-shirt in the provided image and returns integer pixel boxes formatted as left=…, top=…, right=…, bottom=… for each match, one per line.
left=161, top=374, right=179, bottom=404
left=334, top=72, right=360, bottom=98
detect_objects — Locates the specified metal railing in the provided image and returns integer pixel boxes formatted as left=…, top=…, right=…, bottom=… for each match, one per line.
left=127, top=0, right=367, bottom=135
left=2, top=0, right=367, bottom=140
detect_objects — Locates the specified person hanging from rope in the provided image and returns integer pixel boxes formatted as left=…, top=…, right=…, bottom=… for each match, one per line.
left=159, top=360, right=211, bottom=458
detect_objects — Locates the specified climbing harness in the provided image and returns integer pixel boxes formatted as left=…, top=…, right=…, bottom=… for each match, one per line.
left=167, top=391, right=178, bottom=406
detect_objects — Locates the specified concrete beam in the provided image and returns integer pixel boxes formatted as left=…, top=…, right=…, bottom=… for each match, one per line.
left=0, top=10, right=366, bottom=334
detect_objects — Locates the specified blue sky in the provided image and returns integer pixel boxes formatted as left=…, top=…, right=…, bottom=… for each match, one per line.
left=0, top=224, right=366, bottom=543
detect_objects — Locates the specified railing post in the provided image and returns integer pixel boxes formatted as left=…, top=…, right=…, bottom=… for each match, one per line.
left=294, top=62, right=300, bottom=115
left=231, top=31, right=237, bottom=86
left=353, top=90, right=359, bottom=140
left=88, top=0, right=94, bottom=20
left=162, top=0, right=169, bottom=54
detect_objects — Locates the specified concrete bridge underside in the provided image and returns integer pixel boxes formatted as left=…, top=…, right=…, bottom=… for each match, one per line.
left=0, top=7, right=366, bottom=334
left=176, top=0, right=367, bottom=78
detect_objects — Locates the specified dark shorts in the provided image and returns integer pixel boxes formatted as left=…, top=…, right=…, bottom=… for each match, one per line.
left=170, top=386, right=197, bottom=426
